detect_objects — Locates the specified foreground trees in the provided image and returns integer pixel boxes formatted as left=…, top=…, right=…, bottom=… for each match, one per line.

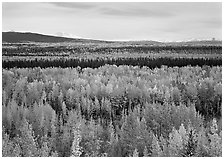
left=2, top=65, right=222, bottom=157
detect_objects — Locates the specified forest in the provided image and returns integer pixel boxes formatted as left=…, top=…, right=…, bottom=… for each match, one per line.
left=2, top=64, right=222, bottom=157
left=2, top=56, right=222, bottom=69
left=2, top=2, right=222, bottom=157
left=2, top=43, right=222, bottom=56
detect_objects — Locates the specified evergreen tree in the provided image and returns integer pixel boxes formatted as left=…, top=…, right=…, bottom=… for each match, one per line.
left=208, top=119, right=222, bottom=157
left=143, top=146, right=149, bottom=157
left=168, top=127, right=183, bottom=157
left=107, top=121, right=117, bottom=156
left=71, top=123, right=83, bottom=157
left=18, top=119, right=38, bottom=157
left=132, top=148, right=139, bottom=157
left=39, top=135, right=51, bottom=157
left=178, top=123, right=188, bottom=145
left=2, top=131, right=17, bottom=157
left=49, top=109, right=57, bottom=151
left=182, top=129, right=197, bottom=157
left=195, top=127, right=209, bottom=156
left=151, top=134, right=163, bottom=157
left=136, top=117, right=153, bottom=156
left=12, top=143, right=22, bottom=157
left=50, top=151, right=59, bottom=157
left=159, top=135, right=169, bottom=157
left=120, top=113, right=138, bottom=156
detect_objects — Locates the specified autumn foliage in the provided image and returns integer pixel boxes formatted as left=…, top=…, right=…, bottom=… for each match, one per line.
left=2, top=65, right=222, bottom=157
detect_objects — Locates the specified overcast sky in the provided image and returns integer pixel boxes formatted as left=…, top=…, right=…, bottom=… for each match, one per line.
left=2, top=2, right=222, bottom=41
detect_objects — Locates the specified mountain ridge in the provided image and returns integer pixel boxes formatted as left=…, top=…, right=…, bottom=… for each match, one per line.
left=2, top=31, right=114, bottom=43
left=2, top=31, right=222, bottom=46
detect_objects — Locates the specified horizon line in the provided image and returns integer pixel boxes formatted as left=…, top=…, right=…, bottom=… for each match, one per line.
left=3, top=30, right=222, bottom=43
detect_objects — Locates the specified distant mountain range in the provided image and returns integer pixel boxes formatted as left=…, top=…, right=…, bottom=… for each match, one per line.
left=166, top=40, right=222, bottom=46
left=2, top=31, right=222, bottom=46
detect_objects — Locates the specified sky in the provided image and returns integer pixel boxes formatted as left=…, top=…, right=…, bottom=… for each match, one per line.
left=2, top=2, right=222, bottom=41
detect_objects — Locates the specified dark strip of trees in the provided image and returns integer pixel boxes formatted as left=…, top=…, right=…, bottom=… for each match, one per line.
left=3, top=56, right=222, bottom=69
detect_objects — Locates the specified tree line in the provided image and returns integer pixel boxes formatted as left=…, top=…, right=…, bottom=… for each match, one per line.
left=2, top=56, right=222, bottom=69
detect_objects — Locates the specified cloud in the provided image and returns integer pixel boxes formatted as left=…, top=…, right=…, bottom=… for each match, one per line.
left=50, top=2, right=96, bottom=10
left=50, top=2, right=174, bottom=18
left=55, top=32, right=82, bottom=38
left=100, top=7, right=174, bottom=18
left=199, top=18, right=222, bottom=28
left=3, top=2, right=221, bottom=41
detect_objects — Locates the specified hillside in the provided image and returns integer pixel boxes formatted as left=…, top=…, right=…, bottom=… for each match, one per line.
left=2, top=32, right=112, bottom=43
left=2, top=32, right=221, bottom=47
